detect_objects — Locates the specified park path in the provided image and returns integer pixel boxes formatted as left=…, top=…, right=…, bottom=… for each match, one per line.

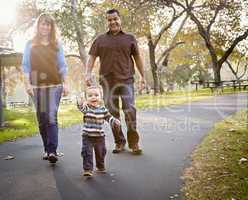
left=0, top=93, right=247, bottom=200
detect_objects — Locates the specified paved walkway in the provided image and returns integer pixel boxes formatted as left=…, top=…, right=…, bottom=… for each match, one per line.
left=0, top=93, right=247, bottom=200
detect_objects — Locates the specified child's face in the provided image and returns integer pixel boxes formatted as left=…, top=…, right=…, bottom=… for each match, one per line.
left=86, top=88, right=101, bottom=107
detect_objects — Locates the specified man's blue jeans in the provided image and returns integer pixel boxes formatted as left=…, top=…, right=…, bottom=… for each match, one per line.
left=102, top=81, right=139, bottom=148
left=32, top=86, right=62, bottom=154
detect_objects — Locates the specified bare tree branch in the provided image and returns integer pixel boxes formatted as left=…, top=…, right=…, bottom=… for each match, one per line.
left=157, top=41, right=185, bottom=64
left=154, top=8, right=184, bottom=47
left=226, top=59, right=248, bottom=80
left=218, top=29, right=248, bottom=66
left=239, top=64, right=248, bottom=79
left=207, top=5, right=221, bottom=34
left=226, top=60, right=238, bottom=80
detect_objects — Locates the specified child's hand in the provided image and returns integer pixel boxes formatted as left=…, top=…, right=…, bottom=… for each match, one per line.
left=76, top=97, right=88, bottom=111
left=77, top=96, right=86, bottom=105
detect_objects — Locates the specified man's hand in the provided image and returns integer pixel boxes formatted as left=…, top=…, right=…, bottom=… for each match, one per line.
left=85, top=73, right=93, bottom=87
left=139, top=77, right=146, bottom=91
left=112, top=119, right=121, bottom=131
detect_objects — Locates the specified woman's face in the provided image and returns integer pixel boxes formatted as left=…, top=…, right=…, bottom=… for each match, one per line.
left=38, top=18, right=52, bottom=37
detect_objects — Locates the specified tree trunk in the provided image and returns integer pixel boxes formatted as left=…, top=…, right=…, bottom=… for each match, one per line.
left=71, top=0, right=87, bottom=68
left=148, top=41, right=159, bottom=95
left=213, top=62, right=221, bottom=84
left=2, top=67, right=6, bottom=107
left=159, top=79, right=165, bottom=94
left=0, top=63, right=3, bottom=127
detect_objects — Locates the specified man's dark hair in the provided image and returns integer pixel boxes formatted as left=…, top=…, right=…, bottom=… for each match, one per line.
left=106, top=9, right=120, bottom=17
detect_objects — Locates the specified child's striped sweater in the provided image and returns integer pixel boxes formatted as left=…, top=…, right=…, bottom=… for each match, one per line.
left=77, top=103, right=115, bottom=137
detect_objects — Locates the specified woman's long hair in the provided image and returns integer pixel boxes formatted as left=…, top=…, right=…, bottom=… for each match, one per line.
left=32, top=13, right=58, bottom=50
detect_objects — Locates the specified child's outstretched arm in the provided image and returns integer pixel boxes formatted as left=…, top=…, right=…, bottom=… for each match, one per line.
left=76, top=97, right=88, bottom=113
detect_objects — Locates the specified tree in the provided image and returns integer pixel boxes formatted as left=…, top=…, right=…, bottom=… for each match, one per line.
left=111, top=0, right=190, bottom=94
left=226, top=54, right=248, bottom=81
left=159, top=0, right=248, bottom=84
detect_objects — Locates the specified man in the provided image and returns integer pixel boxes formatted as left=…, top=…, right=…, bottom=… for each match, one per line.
left=85, top=9, right=146, bottom=155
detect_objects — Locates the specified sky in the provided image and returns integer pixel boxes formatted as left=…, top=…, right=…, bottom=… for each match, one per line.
left=0, top=0, right=18, bottom=26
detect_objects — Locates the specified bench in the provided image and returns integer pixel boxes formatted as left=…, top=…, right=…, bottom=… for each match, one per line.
left=8, top=101, right=29, bottom=108
left=191, top=80, right=248, bottom=93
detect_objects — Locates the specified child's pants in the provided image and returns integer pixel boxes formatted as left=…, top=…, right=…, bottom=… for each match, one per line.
left=81, top=135, right=106, bottom=171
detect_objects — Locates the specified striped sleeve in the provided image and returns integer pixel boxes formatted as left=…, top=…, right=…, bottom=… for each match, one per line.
left=104, top=109, right=114, bottom=125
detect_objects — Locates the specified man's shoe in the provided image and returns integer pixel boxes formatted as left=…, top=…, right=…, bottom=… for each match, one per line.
left=112, top=143, right=125, bottom=154
left=42, top=152, right=48, bottom=160
left=48, top=153, right=58, bottom=163
left=83, top=170, right=93, bottom=177
left=131, top=144, right=143, bottom=155
left=96, top=168, right=106, bottom=173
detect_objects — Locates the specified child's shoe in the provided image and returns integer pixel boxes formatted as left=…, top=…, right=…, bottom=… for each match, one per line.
left=83, top=170, right=93, bottom=177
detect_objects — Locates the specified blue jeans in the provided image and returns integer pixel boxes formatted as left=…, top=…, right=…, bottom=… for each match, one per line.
left=102, top=81, right=139, bottom=148
left=32, top=86, right=63, bottom=154
left=81, top=136, right=106, bottom=171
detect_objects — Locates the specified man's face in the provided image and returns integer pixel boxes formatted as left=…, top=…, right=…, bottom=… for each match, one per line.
left=106, top=12, right=121, bottom=34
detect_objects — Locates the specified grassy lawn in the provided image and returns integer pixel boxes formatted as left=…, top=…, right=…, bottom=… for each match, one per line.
left=136, top=87, right=246, bottom=109
left=0, top=104, right=83, bottom=143
left=182, top=109, right=248, bottom=200
left=0, top=88, right=246, bottom=143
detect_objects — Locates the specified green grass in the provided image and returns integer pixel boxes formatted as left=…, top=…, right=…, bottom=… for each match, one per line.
left=182, top=109, right=248, bottom=200
left=0, top=105, right=83, bottom=143
left=58, top=104, right=82, bottom=127
left=136, top=87, right=247, bottom=109
left=0, top=88, right=247, bottom=143
left=0, top=108, right=38, bottom=143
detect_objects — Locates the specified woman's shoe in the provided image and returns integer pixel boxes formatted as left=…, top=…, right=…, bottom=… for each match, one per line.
left=42, top=152, right=48, bottom=160
left=48, top=153, right=58, bottom=163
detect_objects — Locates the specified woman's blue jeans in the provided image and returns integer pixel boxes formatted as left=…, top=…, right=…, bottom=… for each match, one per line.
left=32, top=86, right=63, bottom=154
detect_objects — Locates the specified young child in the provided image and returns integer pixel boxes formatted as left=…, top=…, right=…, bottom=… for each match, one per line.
left=77, top=86, right=120, bottom=177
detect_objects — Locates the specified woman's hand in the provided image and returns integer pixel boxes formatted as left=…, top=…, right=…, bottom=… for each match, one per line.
left=25, top=83, right=34, bottom=96
left=62, top=83, right=69, bottom=97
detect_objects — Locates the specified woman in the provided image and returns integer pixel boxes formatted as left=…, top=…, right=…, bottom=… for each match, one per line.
left=22, top=13, right=68, bottom=164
